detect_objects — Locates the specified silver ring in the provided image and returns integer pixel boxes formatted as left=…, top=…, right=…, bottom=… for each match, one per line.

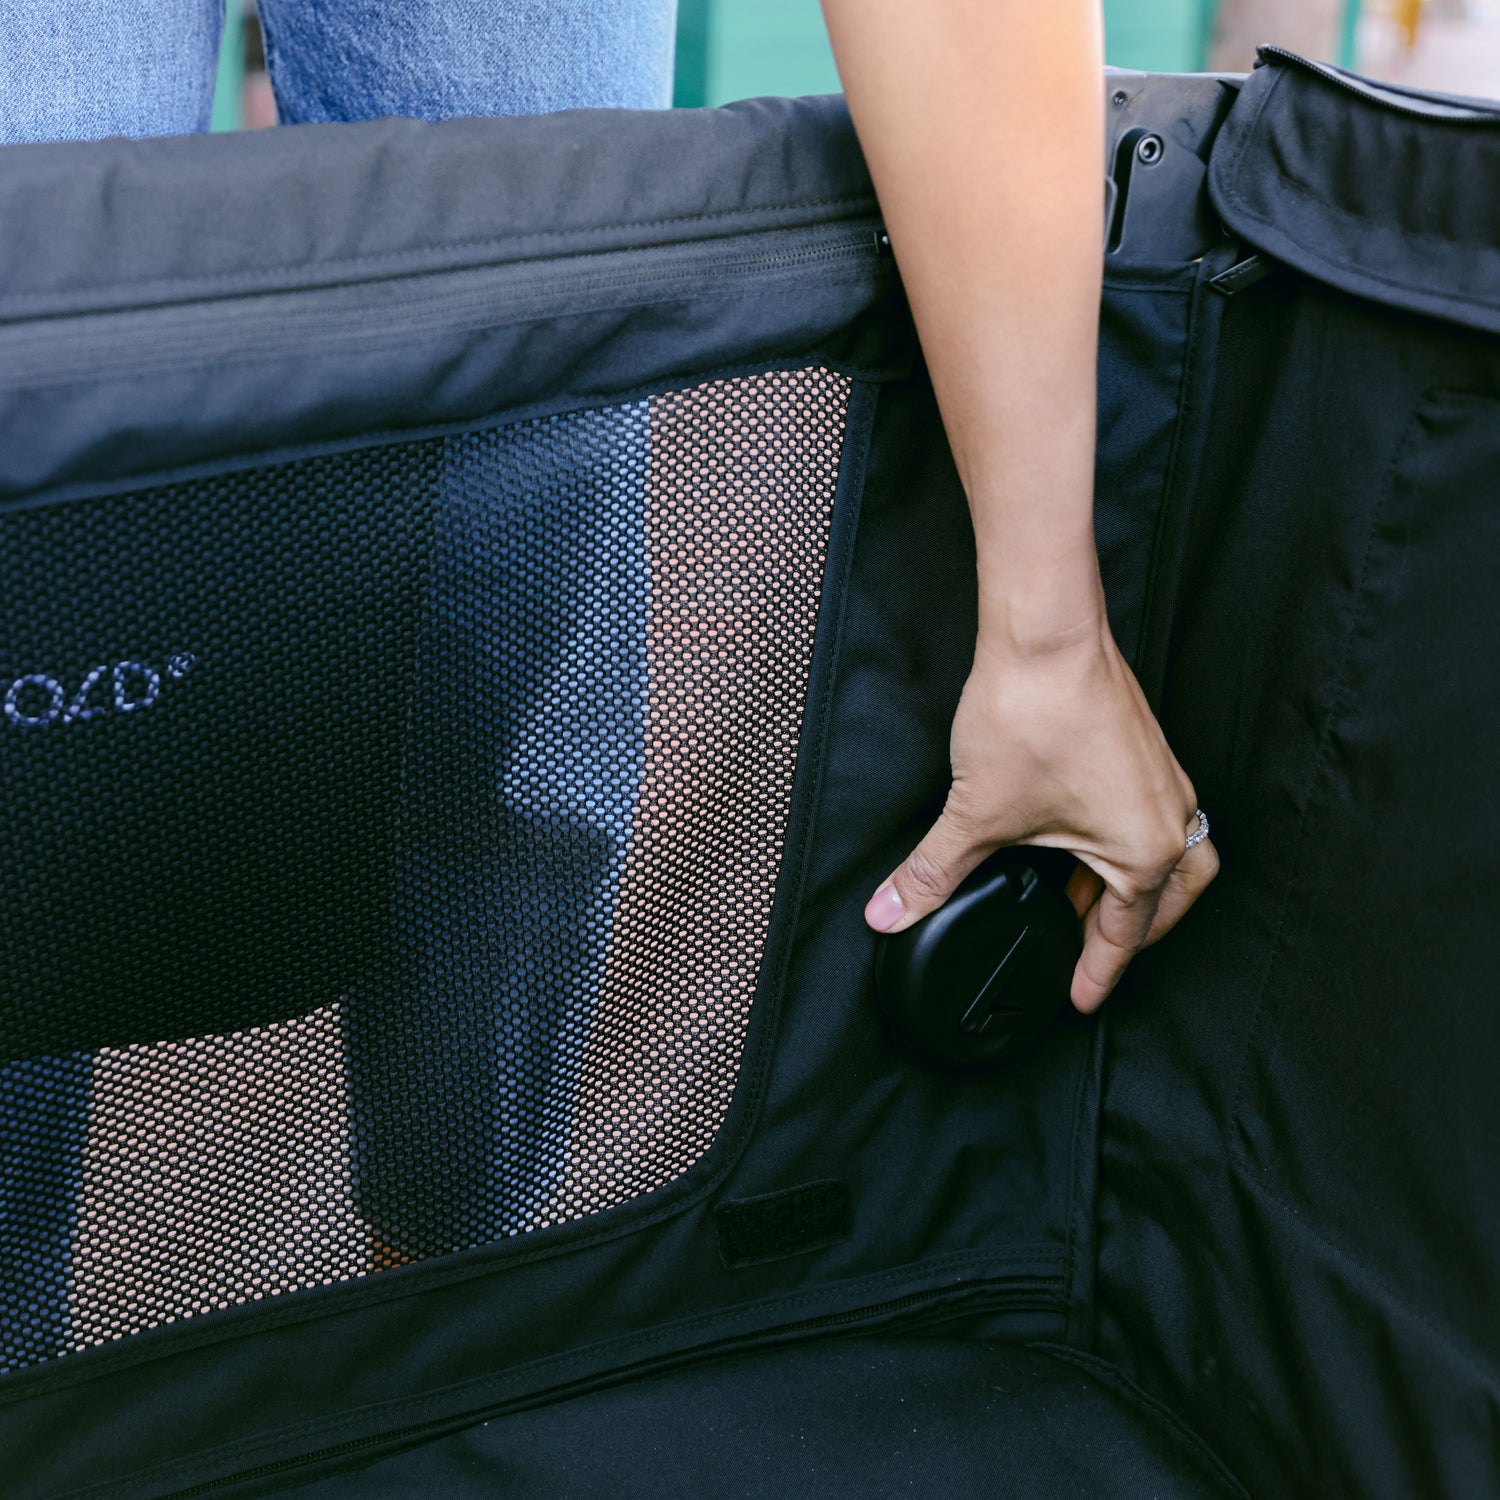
left=1185, top=808, right=1210, bottom=850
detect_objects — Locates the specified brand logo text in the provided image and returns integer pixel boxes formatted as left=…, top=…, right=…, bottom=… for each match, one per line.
left=4, top=653, right=197, bottom=729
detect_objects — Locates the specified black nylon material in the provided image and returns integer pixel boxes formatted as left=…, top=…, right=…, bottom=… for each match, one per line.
left=0, top=98, right=906, bottom=500
left=1097, top=55, right=1500, bottom=1500
left=3, top=54, right=1498, bottom=1500
left=1, top=101, right=1097, bottom=1499
left=0, top=98, right=875, bottom=316
left=281, top=1341, right=1246, bottom=1499
left=1211, top=51, right=1500, bottom=333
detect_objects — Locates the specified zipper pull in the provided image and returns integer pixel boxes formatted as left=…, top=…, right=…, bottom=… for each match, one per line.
left=1210, top=252, right=1275, bottom=296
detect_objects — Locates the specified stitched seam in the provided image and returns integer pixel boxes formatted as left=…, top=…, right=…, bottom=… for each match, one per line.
left=1101, top=277, right=1202, bottom=296
left=1028, top=1343, right=1252, bottom=1499
left=1060, top=1019, right=1100, bottom=1343
left=1225, top=399, right=1424, bottom=1138
left=1132, top=246, right=1214, bottom=692
left=1, top=353, right=908, bottom=515
left=72, top=1257, right=1068, bottom=1500
left=0, top=194, right=879, bottom=319
left=1061, top=1039, right=1082, bottom=1321
left=121, top=1263, right=1065, bottom=1481
left=2, top=260, right=888, bottom=394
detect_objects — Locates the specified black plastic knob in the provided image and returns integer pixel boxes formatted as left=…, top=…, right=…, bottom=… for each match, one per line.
left=873, top=847, right=1082, bottom=1073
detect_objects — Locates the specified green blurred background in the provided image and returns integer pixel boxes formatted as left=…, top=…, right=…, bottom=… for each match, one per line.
left=672, top=0, right=1230, bottom=107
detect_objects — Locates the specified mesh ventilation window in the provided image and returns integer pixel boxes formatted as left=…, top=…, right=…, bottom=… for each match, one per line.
left=0, top=367, right=853, bottom=1373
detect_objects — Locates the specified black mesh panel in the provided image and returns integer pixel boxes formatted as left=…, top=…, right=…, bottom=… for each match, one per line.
left=0, top=367, right=852, bottom=1372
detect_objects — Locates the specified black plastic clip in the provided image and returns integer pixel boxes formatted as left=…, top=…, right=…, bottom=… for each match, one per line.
left=1210, top=253, right=1275, bottom=296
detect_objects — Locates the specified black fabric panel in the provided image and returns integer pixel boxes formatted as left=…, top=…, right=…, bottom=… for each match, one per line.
left=1093, top=262, right=1500, bottom=1497
left=0, top=230, right=903, bottom=501
left=279, top=1340, right=1245, bottom=1500
left=735, top=362, right=1095, bottom=1296
left=0, top=96, right=899, bottom=501
left=1, top=371, right=1087, bottom=1500
left=1096, top=263, right=1197, bottom=665
left=1210, top=52, right=1500, bottom=334
left=0, top=97, right=872, bottom=318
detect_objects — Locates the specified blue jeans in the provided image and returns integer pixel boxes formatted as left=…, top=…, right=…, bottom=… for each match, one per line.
left=0, top=0, right=677, bottom=143
left=347, top=412, right=651, bottom=1253
left=0, top=0, right=673, bottom=1370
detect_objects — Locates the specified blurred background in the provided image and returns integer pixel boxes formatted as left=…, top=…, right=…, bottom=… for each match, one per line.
left=211, top=0, right=1500, bottom=131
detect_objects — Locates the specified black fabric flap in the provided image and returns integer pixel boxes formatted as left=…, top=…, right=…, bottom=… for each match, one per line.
left=1209, top=49, right=1500, bottom=333
left=0, top=98, right=905, bottom=500
left=0, top=94, right=872, bottom=321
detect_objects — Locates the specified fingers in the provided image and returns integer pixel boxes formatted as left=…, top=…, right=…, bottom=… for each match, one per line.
left=1140, top=836, right=1220, bottom=948
left=864, top=803, right=990, bottom=934
left=865, top=794, right=1222, bottom=1016
left=1064, top=861, right=1104, bottom=920
left=1070, top=872, right=1165, bottom=1014
left=1069, top=834, right=1220, bottom=1012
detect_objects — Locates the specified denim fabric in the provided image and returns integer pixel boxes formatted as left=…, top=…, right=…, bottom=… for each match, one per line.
left=0, top=0, right=223, bottom=143
left=258, top=0, right=677, bottom=123
left=347, top=412, right=650, bottom=1251
left=0, top=1054, right=92, bottom=1371
left=0, top=0, right=676, bottom=145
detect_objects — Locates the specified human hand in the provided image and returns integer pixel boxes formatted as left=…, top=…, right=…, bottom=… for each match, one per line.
left=863, top=623, right=1219, bottom=1011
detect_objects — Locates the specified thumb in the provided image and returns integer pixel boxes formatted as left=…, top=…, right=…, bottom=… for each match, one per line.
left=865, top=806, right=990, bottom=935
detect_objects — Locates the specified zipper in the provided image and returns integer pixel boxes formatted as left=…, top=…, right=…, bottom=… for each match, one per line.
left=154, top=1277, right=1057, bottom=1499
left=0, top=219, right=891, bottom=391
left=1209, top=253, right=1275, bottom=298
left=1259, top=45, right=1500, bottom=123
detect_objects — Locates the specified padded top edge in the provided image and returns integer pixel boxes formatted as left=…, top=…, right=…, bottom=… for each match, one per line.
left=0, top=94, right=874, bottom=320
left=1257, top=46, right=1500, bottom=121
left=1208, top=51, right=1500, bottom=335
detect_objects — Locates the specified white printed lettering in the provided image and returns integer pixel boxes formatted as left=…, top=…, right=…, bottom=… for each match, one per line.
left=63, top=664, right=110, bottom=724
left=3, top=673, right=65, bottom=728
left=3, top=654, right=194, bottom=729
left=112, top=661, right=161, bottom=714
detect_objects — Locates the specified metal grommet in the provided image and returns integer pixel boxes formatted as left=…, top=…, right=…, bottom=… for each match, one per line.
left=1136, top=134, right=1164, bottom=166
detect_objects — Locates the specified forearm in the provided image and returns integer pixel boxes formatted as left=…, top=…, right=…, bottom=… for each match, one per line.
left=820, top=0, right=1106, bottom=652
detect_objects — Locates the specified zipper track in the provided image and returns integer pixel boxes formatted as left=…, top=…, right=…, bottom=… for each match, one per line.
left=1260, top=45, right=1500, bottom=123
left=0, top=221, right=888, bottom=391
left=155, top=1279, right=1060, bottom=1499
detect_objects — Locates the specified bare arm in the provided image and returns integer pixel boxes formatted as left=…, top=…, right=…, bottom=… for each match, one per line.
left=823, top=0, right=1105, bottom=645
left=822, top=0, right=1218, bottom=1008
